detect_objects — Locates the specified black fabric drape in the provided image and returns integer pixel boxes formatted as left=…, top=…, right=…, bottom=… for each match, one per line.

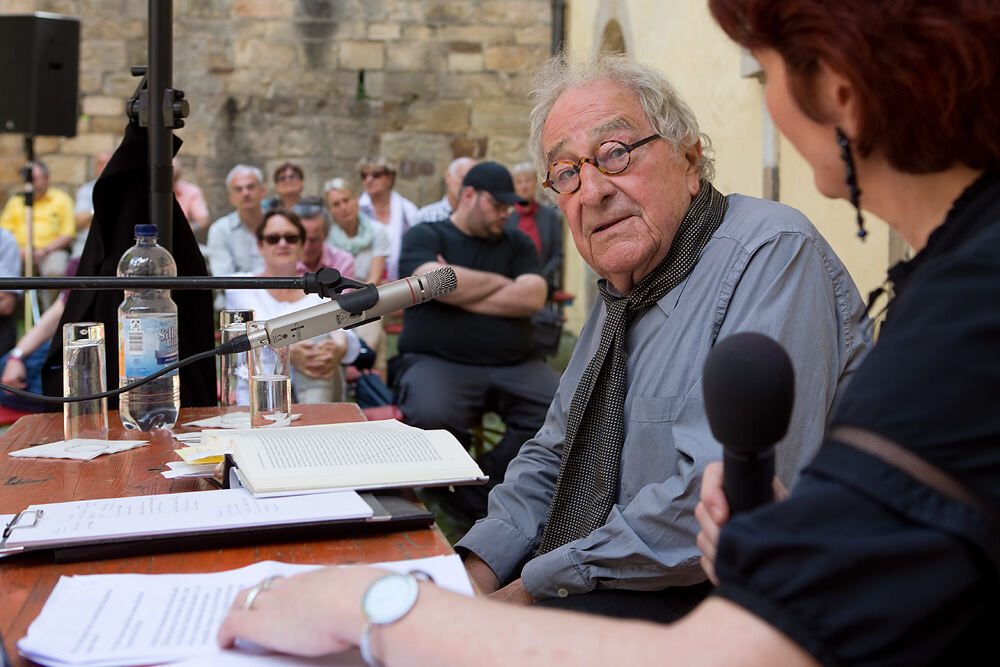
left=41, top=121, right=216, bottom=409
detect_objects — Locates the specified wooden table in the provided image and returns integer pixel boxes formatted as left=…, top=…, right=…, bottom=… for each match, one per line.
left=0, top=404, right=454, bottom=667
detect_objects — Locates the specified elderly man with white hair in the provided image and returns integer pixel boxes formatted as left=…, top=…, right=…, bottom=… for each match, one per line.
left=206, top=164, right=267, bottom=276
left=416, top=156, right=478, bottom=224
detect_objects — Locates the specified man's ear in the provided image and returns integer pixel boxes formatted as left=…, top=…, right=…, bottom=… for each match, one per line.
left=683, top=139, right=703, bottom=196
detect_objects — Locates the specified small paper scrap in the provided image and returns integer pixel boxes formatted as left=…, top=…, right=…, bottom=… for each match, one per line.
left=182, top=413, right=303, bottom=429
left=9, top=439, right=150, bottom=461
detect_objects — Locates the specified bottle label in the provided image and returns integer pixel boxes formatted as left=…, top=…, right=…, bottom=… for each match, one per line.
left=118, top=317, right=179, bottom=378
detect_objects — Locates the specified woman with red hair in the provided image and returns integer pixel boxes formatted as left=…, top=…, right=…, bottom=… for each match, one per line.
left=217, top=3, right=1000, bottom=664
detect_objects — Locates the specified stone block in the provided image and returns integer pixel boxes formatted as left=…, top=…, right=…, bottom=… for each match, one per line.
left=234, top=0, right=294, bottom=18
left=35, top=137, right=62, bottom=155
left=339, top=41, right=385, bottom=70
left=480, top=1, right=547, bottom=26
left=235, top=38, right=298, bottom=69
left=484, top=45, right=545, bottom=72
left=380, top=132, right=451, bottom=168
left=381, top=72, right=438, bottom=101
left=79, top=72, right=103, bottom=95
left=406, top=100, right=470, bottom=134
left=45, top=155, right=87, bottom=187
left=440, top=25, right=513, bottom=43
left=424, top=2, right=477, bottom=23
left=82, top=95, right=126, bottom=118
left=82, top=19, right=145, bottom=41
left=437, top=72, right=509, bottom=99
left=487, top=135, right=532, bottom=165
left=80, top=40, right=128, bottom=76
left=90, top=116, right=129, bottom=135
left=387, top=42, right=434, bottom=72
left=448, top=52, right=484, bottom=72
left=471, top=99, right=532, bottom=135
left=450, top=136, right=490, bottom=160
left=516, top=24, right=551, bottom=45
left=402, top=24, right=435, bottom=41
left=60, top=133, right=118, bottom=156
left=368, top=23, right=401, bottom=41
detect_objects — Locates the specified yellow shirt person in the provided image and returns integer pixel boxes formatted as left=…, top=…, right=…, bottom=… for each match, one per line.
left=0, top=187, right=75, bottom=250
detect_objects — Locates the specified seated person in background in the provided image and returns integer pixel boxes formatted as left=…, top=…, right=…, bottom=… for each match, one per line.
left=324, top=178, right=391, bottom=377
left=0, top=161, right=74, bottom=287
left=223, top=209, right=360, bottom=404
left=291, top=197, right=355, bottom=278
left=454, top=54, right=869, bottom=621
left=263, top=162, right=305, bottom=212
left=393, top=161, right=561, bottom=521
left=72, top=151, right=112, bottom=258
left=357, top=155, right=418, bottom=280
left=207, top=164, right=267, bottom=277
left=172, top=158, right=211, bottom=241
left=416, top=156, right=477, bottom=224
left=0, top=229, right=22, bottom=358
left=505, top=161, right=563, bottom=294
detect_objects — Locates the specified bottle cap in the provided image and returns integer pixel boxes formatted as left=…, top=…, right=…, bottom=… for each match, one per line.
left=135, top=224, right=158, bottom=237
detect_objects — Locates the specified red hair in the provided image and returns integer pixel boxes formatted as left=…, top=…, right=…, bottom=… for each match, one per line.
left=709, top=0, right=1000, bottom=173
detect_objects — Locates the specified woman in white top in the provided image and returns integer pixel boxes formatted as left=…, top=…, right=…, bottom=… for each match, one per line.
left=356, top=156, right=418, bottom=281
left=224, top=209, right=359, bottom=403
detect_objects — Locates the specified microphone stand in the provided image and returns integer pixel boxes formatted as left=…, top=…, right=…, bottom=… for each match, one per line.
left=20, top=137, right=40, bottom=331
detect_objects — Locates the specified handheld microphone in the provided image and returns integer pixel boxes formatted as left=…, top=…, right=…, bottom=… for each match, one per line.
left=702, top=332, right=795, bottom=515
left=245, top=267, right=457, bottom=349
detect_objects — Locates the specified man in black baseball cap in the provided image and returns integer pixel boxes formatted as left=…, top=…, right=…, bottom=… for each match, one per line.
left=393, top=160, right=559, bottom=521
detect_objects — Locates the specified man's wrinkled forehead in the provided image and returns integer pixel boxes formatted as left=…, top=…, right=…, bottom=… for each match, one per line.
left=544, top=113, right=641, bottom=165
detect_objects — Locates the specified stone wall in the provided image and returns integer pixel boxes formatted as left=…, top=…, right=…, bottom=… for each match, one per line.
left=0, top=0, right=552, bottom=219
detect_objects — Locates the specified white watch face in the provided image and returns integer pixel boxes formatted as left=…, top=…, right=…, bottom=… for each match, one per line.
left=363, top=574, right=419, bottom=625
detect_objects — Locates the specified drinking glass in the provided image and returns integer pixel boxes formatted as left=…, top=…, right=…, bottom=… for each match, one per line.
left=248, top=321, right=292, bottom=428
left=219, top=309, right=254, bottom=427
left=63, top=322, right=109, bottom=440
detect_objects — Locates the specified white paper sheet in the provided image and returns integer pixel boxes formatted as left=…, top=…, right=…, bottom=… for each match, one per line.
left=9, top=439, right=150, bottom=460
left=18, top=555, right=472, bottom=667
left=4, top=488, right=373, bottom=549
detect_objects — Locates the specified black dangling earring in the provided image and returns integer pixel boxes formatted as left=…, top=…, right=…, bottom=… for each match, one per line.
left=835, top=127, right=866, bottom=240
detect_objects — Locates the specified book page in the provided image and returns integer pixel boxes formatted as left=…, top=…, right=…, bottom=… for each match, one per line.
left=227, top=421, right=484, bottom=494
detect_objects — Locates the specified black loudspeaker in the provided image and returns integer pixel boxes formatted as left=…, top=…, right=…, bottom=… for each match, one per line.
left=0, top=13, right=80, bottom=137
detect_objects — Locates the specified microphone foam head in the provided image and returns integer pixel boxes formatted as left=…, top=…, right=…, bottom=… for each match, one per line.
left=424, top=266, right=458, bottom=297
left=702, top=332, right=795, bottom=455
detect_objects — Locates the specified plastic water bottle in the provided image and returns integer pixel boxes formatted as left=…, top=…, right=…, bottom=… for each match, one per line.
left=117, top=224, right=180, bottom=431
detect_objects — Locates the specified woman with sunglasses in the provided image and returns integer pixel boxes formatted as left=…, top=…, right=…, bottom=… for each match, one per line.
left=263, top=162, right=306, bottom=212
left=224, top=209, right=360, bottom=403
left=356, top=155, right=418, bottom=281
left=219, top=2, right=1000, bottom=664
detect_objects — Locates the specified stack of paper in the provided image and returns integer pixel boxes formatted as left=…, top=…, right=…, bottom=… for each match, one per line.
left=18, top=555, right=472, bottom=667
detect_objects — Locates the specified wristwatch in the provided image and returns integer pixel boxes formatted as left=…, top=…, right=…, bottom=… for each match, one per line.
left=9, top=348, right=25, bottom=360
left=359, top=573, right=420, bottom=667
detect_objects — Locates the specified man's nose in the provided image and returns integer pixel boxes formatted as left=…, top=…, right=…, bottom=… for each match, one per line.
left=577, top=162, right=615, bottom=207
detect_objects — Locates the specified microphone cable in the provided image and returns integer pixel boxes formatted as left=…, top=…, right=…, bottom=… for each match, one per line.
left=0, top=336, right=250, bottom=405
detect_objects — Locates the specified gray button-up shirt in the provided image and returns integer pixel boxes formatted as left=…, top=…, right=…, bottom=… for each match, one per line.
left=455, top=193, right=873, bottom=600
left=206, top=210, right=263, bottom=276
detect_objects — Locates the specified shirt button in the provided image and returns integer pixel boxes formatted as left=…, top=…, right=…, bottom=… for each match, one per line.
left=557, top=588, right=569, bottom=598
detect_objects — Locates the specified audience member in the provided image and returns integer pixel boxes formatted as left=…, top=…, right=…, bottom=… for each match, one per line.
left=323, top=178, right=391, bottom=377
left=324, top=179, right=389, bottom=285
left=504, top=161, right=564, bottom=293
left=223, top=209, right=360, bottom=403
left=291, top=197, right=355, bottom=278
left=72, top=151, right=112, bottom=258
left=357, top=156, right=418, bottom=280
left=0, top=161, right=74, bottom=284
left=394, top=161, right=560, bottom=521
left=0, top=229, right=22, bottom=357
left=264, top=162, right=305, bottom=212
left=207, top=165, right=266, bottom=276
left=416, top=156, right=477, bottom=224
left=453, top=55, right=868, bottom=620
left=172, top=158, right=211, bottom=239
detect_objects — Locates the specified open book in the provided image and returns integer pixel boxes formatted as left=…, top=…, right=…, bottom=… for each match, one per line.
left=202, top=419, right=487, bottom=497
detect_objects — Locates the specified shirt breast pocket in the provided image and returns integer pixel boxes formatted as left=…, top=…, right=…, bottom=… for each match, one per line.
left=620, top=394, right=686, bottom=498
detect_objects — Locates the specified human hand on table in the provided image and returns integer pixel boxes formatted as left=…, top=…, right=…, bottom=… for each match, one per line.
left=1, top=357, right=27, bottom=389
left=290, top=333, right=347, bottom=379
left=695, top=461, right=788, bottom=585
left=218, top=565, right=386, bottom=657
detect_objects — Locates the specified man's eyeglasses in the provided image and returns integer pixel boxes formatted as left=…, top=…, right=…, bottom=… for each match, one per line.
left=360, top=169, right=387, bottom=180
left=261, top=233, right=303, bottom=246
left=543, top=134, right=661, bottom=195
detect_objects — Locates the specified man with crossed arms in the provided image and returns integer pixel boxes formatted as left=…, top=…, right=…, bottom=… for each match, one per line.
left=455, top=55, right=871, bottom=621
